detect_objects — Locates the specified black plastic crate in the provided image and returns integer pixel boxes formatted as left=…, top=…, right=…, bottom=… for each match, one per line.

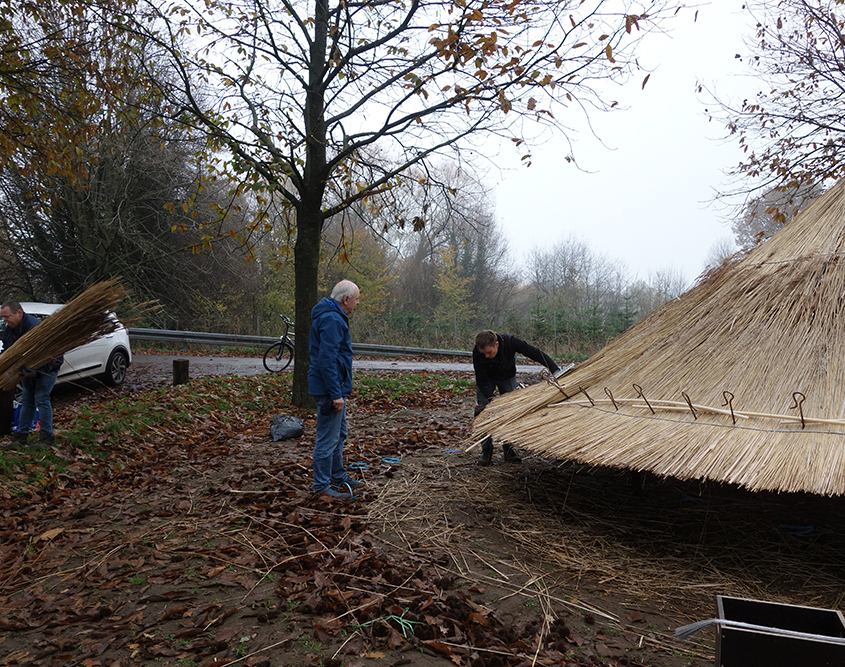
left=716, top=595, right=845, bottom=667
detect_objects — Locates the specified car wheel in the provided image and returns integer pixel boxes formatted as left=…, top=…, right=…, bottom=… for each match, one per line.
left=102, top=349, right=129, bottom=386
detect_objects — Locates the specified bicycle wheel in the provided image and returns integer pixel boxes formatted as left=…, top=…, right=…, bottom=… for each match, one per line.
left=264, top=341, right=293, bottom=373
left=263, top=341, right=294, bottom=372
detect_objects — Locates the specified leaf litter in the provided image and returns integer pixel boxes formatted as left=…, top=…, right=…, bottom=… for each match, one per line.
left=1, top=364, right=844, bottom=666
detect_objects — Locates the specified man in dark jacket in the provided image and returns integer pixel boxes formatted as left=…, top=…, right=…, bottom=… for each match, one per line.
left=472, top=330, right=560, bottom=465
left=307, top=280, right=361, bottom=499
left=0, top=300, right=63, bottom=447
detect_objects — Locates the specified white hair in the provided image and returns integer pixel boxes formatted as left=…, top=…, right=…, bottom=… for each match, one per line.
left=331, top=280, right=358, bottom=302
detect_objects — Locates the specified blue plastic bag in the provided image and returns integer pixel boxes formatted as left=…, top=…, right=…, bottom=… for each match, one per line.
left=12, top=401, right=39, bottom=432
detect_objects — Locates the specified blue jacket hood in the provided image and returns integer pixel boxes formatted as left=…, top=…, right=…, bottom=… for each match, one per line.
left=310, top=297, right=346, bottom=322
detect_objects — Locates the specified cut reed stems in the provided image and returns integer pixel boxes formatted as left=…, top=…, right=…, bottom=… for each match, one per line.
left=0, top=279, right=129, bottom=390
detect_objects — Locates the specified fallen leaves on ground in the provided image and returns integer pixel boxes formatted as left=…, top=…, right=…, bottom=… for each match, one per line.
left=0, top=370, right=702, bottom=667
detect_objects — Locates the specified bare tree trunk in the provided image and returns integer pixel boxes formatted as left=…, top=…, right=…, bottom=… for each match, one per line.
left=291, top=210, right=322, bottom=407
left=291, top=0, right=329, bottom=407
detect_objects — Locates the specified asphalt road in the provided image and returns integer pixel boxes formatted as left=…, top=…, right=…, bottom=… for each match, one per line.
left=131, top=354, right=550, bottom=378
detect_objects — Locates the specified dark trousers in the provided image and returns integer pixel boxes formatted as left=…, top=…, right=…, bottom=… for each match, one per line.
left=476, top=376, right=519, bottom=462
left=475, top=376, right=517, bottom=407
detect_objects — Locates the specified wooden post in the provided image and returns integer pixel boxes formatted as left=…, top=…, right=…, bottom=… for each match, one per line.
left=173, top=359, right=190, bottom=385
left=0, top=389, right=13, bottom=435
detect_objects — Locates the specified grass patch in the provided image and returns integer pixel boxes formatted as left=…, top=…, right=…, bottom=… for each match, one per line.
left=0, top=445, right=74, bottom=487
left=0, top=450, right=35, bottom=478
left=355, top=373, right=472, bottom=400
left=435, top=376, right=474, bottom=393
left=130, top=341, right=263, bottom=357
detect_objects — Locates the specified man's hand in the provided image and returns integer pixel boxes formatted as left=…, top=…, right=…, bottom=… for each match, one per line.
left=333, top=397, right=345, bottom=412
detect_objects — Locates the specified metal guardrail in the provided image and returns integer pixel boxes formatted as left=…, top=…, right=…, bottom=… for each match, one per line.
left=127, top=328, right=472, bottom=359
left=128, top=328, right=281, bottom=349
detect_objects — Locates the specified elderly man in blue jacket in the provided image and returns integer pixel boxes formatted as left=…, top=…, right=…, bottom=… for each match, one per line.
left=307, top=280, right=362, bottom=499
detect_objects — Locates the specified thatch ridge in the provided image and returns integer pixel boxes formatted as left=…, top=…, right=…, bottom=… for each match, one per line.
left=473, top=179, right=845, bottom=496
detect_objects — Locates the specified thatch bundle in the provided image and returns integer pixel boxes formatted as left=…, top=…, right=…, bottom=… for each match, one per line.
left=473, top=178, right=845, bottom=496
left=0, top=279, right=129, bottom=390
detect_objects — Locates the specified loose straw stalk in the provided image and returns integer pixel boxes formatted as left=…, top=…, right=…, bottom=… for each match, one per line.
left=0, top=279, right=129, bottom=390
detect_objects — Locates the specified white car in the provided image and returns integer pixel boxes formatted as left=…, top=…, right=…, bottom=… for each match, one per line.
left=2, top=302, right=132, bottom=386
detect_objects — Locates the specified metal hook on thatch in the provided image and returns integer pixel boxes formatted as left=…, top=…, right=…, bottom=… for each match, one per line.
left=579, top=387, right=594, bottom=406
left=632, top=384, right=655, bottom=415
left=546, top=374, right=570, bottom=399
left=681, top=392, right=698, bottom=420
left=721, top=391, right=737, bottom=425
left=789, top=392, right=806, bottom=429
left=604, top=387, right=619, bottom=410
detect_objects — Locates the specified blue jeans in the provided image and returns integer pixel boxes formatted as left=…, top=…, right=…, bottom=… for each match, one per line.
left=312, top=395, right=349, bottom=493
left=476, top=376, right=517, bottom=407
left=18, top=369, right=58, bottom=435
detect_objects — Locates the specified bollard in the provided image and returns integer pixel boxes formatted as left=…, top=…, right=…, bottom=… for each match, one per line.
left=173, top=359, right=190, bottom=385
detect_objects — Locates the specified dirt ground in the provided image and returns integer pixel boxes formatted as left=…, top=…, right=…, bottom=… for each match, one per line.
left=3, top=362, right=845, bottom=666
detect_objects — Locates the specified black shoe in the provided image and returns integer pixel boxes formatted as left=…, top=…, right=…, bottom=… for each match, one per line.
left=11, top=432, right=28, bottom=445
left=477, top=438, right=493, bottom=466
left=38, top=431, right=55, bottom=447
left=319, top=487, right=351, bottom=499
left=503, top=444, right=522, bottom=463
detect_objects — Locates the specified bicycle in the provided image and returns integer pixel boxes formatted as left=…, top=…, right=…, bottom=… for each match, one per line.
left=263, top=315, right=295, bottom=372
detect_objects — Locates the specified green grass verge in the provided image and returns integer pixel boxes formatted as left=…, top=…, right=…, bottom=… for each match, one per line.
left=354, top=373, right=473, bottom=400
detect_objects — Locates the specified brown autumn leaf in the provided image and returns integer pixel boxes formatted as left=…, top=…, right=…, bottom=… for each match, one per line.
left=36, top=527, right=64, bottom=541
left=469, top=611, right=489, bottom=626
left=313, top=623, right=335, bottom=643
left=597, top=642, right=613, bottom=657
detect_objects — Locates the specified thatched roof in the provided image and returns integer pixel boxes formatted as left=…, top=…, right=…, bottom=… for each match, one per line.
left=473, top=179, right=845, bottom=496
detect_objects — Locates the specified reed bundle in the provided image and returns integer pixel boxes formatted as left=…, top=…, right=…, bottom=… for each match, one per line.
left=473, top=178, right=845, bottom=496
left=0, top=279, right=129, bottom=390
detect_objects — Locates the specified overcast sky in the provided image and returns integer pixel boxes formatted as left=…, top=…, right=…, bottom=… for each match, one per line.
left=491, top=3, right=757, bottom=285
